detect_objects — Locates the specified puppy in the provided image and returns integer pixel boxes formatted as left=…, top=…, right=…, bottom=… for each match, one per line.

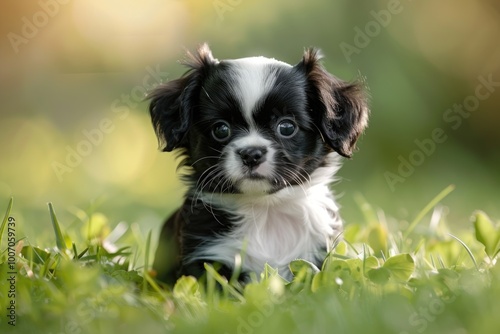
left=149, top=44, right=368, bottom=284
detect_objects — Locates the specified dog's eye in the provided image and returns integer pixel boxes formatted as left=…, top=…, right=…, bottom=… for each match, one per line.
left=211, top=121, right=231, bottom=141
left=277, top=119, right=298, bottom=138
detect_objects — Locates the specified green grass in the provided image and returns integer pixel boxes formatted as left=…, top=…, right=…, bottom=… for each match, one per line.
left=1, top=187, right=500, bottom=334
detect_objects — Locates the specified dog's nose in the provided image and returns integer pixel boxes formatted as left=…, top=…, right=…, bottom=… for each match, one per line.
left=238, top=146, right=267, bottom=167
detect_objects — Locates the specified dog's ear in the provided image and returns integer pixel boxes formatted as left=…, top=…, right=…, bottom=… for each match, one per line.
left=148, top=43, right=218, bottom=151
left=296, top=48, right=369, bottom=158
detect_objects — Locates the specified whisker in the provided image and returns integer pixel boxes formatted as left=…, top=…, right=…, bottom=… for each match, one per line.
left=202, top=87, right=214, bottom=103
left=191, top=155, right=220, bottom=166
left=192, top=165, right=220, bottom=208
left=279, top=165, right=311, bottom=197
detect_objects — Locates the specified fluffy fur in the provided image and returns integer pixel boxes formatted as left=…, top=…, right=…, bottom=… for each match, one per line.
left=149, top=44, right=368, bottom=283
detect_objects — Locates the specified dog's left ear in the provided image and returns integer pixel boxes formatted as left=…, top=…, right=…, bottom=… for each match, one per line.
left=148, top=43, right=217, bottom=152
left=296, top=48, right=369, bottom=158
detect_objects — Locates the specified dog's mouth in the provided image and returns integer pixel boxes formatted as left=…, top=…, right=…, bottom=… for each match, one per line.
left=242, top=167, right=267, bottom=180
left=234, top=170, right=287, bottom=195
left=236, top=177, right=273, bottom=194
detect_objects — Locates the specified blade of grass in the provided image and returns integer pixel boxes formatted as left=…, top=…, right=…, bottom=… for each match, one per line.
left=437, top=255, right=446, bottom=269
left=354, top=193, right=378, bottom=225
left=430, top=254, right=436, bottom=270
left=230, top=239, right=248, bottom=286
left=41, top=255, right=55, bottom=278
left=0, top=197, right=14, bottom=249
left=72, top=243, right=78, bottom=259
left=26, top=243, right=34, bottom=271
left=206, top=263, right=216, bottom=303
left=229, top=253, right=243, bottom=287
left=143, top=230, right=152, bottom=294
left=343, top=239, right=360, bottom=255
left=328, top=231, right=344, bottom=254
left=77, top=247, right=89, bottom=259
left=144, top=273, right=169, bottom=301
left=204, top=263, right=245, bottom=302
left=328, top=253, right=351, bottom=260
left=380, top=250, right=387, bottom=261
left=448, top=233, right=479, bottom=271
left=321, top=232, right=345, bottom=271
left=95, top=244, right=101, bottom=262
left=48, top=203, right=67, bottom=251
left=403, top=185, right=455, bottom=239
left=362, top=243, right=369, bottom=277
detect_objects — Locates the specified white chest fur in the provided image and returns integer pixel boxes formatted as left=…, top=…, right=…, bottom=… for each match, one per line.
left=188, top=158, right=343, bottom=279
left=230, top=184, right=341, bottom=276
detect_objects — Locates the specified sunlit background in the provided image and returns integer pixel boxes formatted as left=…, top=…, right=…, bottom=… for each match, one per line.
left=1, top=0, right=499, bottom=243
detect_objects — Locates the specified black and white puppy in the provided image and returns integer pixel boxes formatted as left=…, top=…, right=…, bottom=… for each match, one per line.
left=149, top=44, right=368, bottom=284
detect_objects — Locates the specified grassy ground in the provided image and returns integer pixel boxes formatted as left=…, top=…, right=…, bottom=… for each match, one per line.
left=1, top=186, right=500, bottom=334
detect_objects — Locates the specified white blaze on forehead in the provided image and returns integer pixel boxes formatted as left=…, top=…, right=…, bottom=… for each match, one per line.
left=232, top=130, right=272, bottom=148
left=227, top=57, right=292, bottom=126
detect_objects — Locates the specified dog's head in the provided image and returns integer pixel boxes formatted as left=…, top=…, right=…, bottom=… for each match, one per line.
left=148, top=44, right=368, bottom=195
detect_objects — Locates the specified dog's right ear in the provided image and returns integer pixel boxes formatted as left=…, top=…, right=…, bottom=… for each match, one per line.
left=296, top=48, right=369, bottom=158
left=148, top=43, right=218, bottom=151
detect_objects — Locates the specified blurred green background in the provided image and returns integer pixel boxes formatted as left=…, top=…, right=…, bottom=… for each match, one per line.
left=1, top=0, right=499, bottom=243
